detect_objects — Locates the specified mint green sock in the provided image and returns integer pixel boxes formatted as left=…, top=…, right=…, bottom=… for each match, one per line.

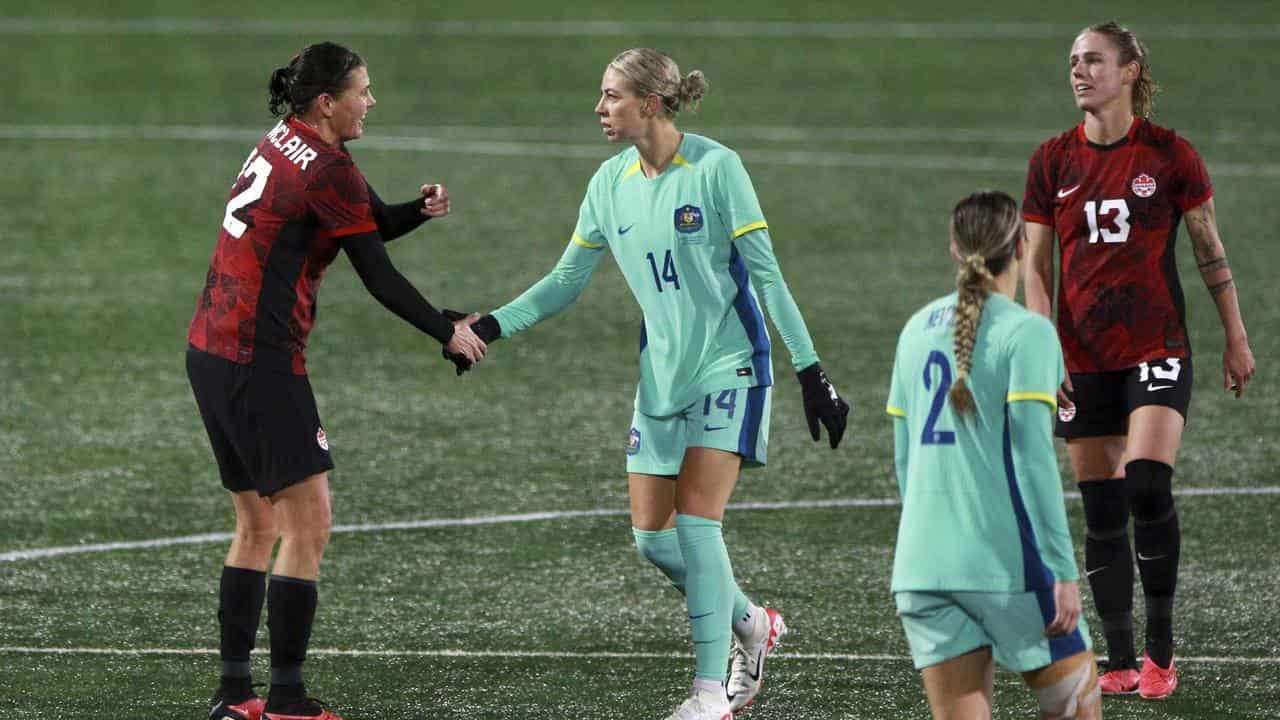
left=632, top=527, right=753, bottom=616
left=633, top=528, right=687, bottom=593
left=676, top=513, right=736, bottom=681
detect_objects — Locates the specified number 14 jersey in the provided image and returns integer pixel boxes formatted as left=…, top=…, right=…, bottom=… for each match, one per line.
left=1023, top=118, right=1213, bottom=373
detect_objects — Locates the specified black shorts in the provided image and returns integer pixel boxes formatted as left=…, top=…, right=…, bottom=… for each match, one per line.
left=186, top=345, right=334, bottom=496
left=1055, top=357, right=1193, bottom=439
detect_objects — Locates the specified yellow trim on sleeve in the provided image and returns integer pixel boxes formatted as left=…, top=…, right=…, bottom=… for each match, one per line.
left=732, top=220, right=769, bottom=238
left=621, top=161, right=642, bottom=180
left=1007, top=392, right=1057, bottom=409
left=572, top=233, right=604, bottom=249
left=886, top=405, right=906, bottom=418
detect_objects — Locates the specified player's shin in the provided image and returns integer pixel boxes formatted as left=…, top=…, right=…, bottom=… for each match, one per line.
left=218, top=566, right=267, bottom=701
left=1128, top=459, right=1179, bottom=668
left=676, top=514, right=736, bottom=687
left=266, top=575, right=318, bottom=704
left=1079, top=479, right=1137, bottom=670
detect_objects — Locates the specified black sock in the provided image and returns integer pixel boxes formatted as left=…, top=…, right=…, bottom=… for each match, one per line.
left=266, top=574, right=318, bottom=702
left=1079, top=478, right=1136, bottom=669
left=1128, top=459, right=1179, bottom=668
left=218, top=566, right=266, bottom=699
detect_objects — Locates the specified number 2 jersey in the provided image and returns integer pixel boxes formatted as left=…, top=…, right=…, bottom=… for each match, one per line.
left=886, top=293, right=1076, bottom=592
left=188, top=117, right=378, bottom=374
left=1022, top=117, right=1213, bottom=373
left=492, top=133, right=818, bottom=417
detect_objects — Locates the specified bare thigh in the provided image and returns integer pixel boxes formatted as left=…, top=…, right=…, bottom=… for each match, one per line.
left=629, top=472, right=677, bottom=531
left=920, top=647, right=995, bottom=720
left=675, top=447, right=741, bottom=521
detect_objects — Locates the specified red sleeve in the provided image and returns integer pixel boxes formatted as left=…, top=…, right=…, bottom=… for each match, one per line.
left=308, top=159, right=378, bottom=239
left=1171, top=137, right=1213, bottom=212
left=1022, top=142, right=1054, bottom=225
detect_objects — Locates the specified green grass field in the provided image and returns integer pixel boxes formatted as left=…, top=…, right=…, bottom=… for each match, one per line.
left=2, top=1, right=1278, bottom=717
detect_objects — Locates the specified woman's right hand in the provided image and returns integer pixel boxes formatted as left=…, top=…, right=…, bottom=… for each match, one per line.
left=1057, top=374, right=1075, bottom=415
left=445, top=313, right=487, bottom=363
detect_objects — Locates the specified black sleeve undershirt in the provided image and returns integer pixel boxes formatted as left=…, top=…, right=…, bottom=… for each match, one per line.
left=342, top=231, right=454, bottom=344
left=367, top=183, right=430, bottom=242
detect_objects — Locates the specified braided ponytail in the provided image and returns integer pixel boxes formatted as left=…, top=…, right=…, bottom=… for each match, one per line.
left=946, top=190, right=1022, bottom=416
left=949, top=254, right=996, bottom=414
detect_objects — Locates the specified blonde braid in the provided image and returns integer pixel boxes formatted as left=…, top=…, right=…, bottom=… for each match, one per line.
left=950, top=255, right=996, bottom=415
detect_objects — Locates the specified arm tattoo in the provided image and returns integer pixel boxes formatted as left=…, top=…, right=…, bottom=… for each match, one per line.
left=1198, top=257, right=1230, bottom=273
left=1209, top=278, right=1236, bottom=297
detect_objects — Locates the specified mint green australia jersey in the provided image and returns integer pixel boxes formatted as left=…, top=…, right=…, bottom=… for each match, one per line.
left=886, top=292, right=1077, bottom=593
left=494, top=133, right=818, bottom=416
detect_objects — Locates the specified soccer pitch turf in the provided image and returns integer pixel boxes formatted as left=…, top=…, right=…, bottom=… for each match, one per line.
left=2, top=1, right=1279, bottom=717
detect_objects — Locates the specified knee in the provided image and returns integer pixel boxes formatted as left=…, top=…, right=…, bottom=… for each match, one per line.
left=1126, top=459, right=1175, bottom=523
left=633, top=527, right=686, bottom=589
left=1031, top=652, right=1101, bottom=720
left=235, top=520, right=279, bottom=550
left=1077, top=480, right=1130, bottom=538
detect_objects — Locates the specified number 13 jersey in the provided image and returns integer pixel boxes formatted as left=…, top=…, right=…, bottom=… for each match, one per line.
left=1023, top=117, right=1213, bottom=373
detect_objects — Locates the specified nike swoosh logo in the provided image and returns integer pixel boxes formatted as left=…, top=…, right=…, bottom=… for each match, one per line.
left=618, top=224, right=635, bottom=235
left=690, top=611, right=714, bottom=620
left=1057, top=185, right=1082, bottom=198
left=747, top=647, right=765, bottom=681
left=1147, top=384, right=1174, bottom=391
left=703, top=425, right=729, bottom=432
left=1138, top=553, right=1167, bottom=561
left=1084, top=566, right=1107, bottom=578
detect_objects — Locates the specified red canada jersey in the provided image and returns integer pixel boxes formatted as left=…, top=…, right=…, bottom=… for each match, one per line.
left=188, top=117, right=377, bottom=374
left=1023, top=118, right=1213, bottom=373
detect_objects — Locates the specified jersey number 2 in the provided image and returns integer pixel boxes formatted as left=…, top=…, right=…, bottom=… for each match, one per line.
left=921, top=351, right=956, bottom=445
left=223, top=149, right=273, bottom=239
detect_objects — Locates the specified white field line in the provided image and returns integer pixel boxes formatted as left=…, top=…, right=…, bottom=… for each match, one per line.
left=0, top=646, right=1276, bottom=664
left=2, top=19, right=1280, bottom=40
left=2, top=124, right=1279, bottom=177
left=3, top=487, right=1278, bottom=564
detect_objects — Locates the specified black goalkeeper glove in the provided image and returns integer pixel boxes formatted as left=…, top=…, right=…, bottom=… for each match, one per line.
left=798, top=362, right=849, bottom=449
left=441, top=309, right=502, bottom=375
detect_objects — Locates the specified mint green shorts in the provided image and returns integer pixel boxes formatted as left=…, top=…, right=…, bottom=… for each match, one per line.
left=895, top=589, right=1091, bottom=672
left=625, top=386, right=771, bottom=476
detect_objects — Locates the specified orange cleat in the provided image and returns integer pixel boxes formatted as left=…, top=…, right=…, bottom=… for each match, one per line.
left=1138, top=653, right=1178, bottom=700
left=1098, top=666, right=1140, bottom=695
left=210, top=692, right=265, bottom=720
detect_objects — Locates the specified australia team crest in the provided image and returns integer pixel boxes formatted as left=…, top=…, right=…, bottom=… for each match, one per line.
left=674, top=204, right=704, bottom=234
left=626, top=427, right=641, bottom=455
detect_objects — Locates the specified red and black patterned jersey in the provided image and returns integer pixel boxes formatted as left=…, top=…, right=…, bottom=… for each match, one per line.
left=188, top=117, right=378, bottom=374
left=1023, top=117, right=1213, bottom=373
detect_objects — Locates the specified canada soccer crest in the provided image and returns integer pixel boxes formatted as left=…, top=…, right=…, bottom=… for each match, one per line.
left=674, top=204, right=704, bottom=234
left=1058, top=405, right=1076, bottom=423
left=1131, top=173, right=1157, bottom=198
left=316, top=427, right=329, bottom=450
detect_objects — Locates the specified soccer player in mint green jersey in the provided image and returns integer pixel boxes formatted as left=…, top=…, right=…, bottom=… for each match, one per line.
left=446, top=48, right=848, bottom=720
left=886, top=191, right=1102, bottom=720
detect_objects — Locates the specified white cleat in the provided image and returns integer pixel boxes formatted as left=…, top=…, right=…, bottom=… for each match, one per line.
left=726, top=607, right=787, bottom=713
left=664, top=687, right=733, bottom=720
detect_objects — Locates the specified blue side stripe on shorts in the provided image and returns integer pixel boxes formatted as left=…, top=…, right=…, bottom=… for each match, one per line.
left=737, top=386, right=767, bottom=460
left=1003, top=406, right=1086, bottom=658
left=728, top=243, right=772, bottom=386
left=639, top=319, right=648, bottom=353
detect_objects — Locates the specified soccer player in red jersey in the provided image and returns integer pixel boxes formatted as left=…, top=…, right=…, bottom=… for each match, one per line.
left=1023, top=22, right=1255, bottom=700
left=187, top=42, right=486, bottom=720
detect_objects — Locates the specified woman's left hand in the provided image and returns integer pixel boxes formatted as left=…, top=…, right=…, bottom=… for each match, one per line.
left=1223, top=336, right=1256, bottom=398
left=1045, top=581, right=1081, bottom=637
left=420, top=183, right=451, bottom=217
